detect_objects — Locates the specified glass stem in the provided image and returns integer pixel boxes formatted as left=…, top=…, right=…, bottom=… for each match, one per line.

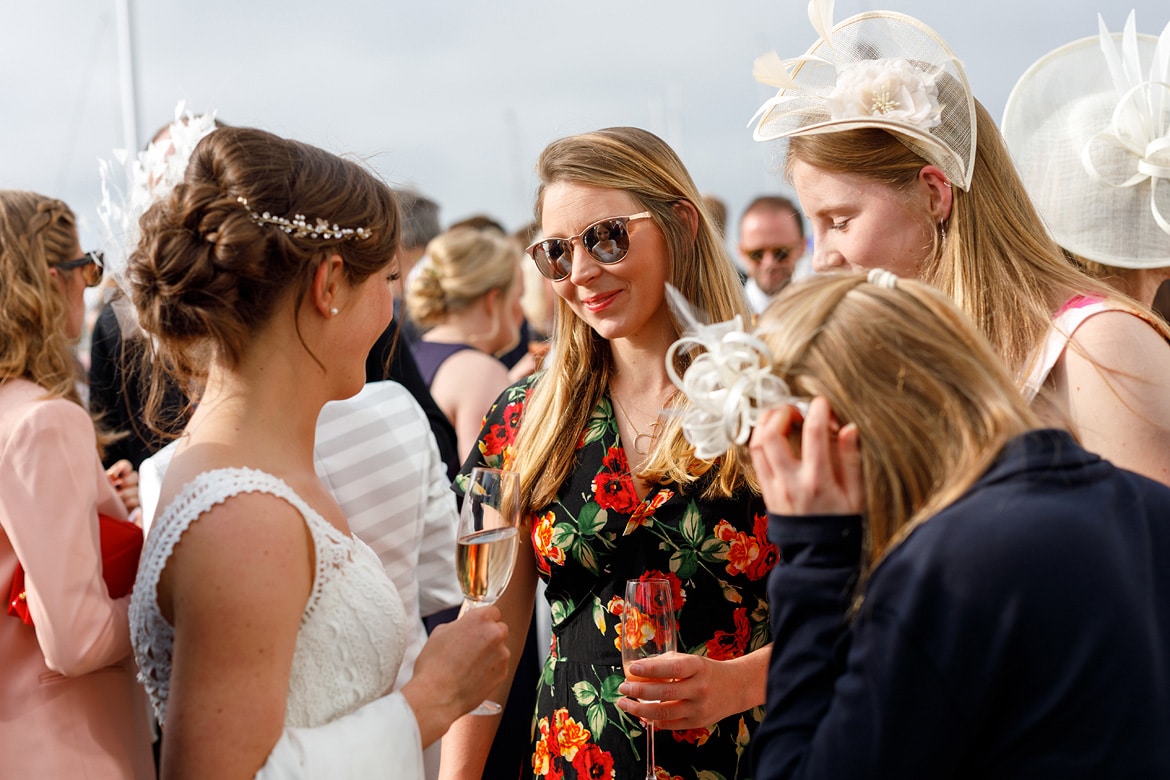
left=646, top=721, right=656, bottom=780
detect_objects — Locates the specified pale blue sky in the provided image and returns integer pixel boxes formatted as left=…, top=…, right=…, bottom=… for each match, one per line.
left=2, top=0, right=1167, bottom=247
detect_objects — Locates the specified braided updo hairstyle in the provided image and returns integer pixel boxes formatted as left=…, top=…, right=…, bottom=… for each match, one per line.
left=128, top=126, right=400, bottom=418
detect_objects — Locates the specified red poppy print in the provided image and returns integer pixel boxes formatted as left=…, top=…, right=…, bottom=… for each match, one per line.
left=592, top=446, right=639, bottom=515
left=480, top=423, right=511, bottom=458
left=636, top=570, right=686, bottom=612
left=670, top=726, right=712, bottom=746
left=744, top=513, right=778, bottom=581
left=571, top=743, right=616, bottom=780
left=705, top=607, right=750, bottom=661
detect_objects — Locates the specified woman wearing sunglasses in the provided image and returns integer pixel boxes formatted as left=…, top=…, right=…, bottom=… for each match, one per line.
left=0, top=191, right=154, bottom=778
left=441, top=127, right=772, bottom=780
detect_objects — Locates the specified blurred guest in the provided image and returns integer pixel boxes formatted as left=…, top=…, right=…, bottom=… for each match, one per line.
left=737, top=195, right=806, bottom=314
left=0, top=190, right=154, bottom=779
left=364, top=189, right=458, bottom=479
left=407, top=226, right=525, bottom=462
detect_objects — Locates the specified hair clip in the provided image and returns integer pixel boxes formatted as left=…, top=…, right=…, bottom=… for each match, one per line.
left=867, top=268, right=899, bottom=288
left=664, top=285, right=804, bottom=459
left=236, top=196, right=372, bottom=241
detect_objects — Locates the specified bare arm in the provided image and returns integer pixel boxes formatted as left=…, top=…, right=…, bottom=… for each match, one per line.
left=1055, top=311, right=1170, bottom=487
left=160, top=493, right=312, bottom=780
left=438, top=527, right=538, bottom=779
left=431, top=351, right=512, bottom=464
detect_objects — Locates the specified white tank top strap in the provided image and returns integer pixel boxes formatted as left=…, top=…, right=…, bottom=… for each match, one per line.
left=1021, top=298, right=1112, bottom=403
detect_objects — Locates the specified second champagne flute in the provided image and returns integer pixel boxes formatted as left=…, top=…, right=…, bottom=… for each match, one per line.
left=621, top=577, right=677, bottom=780
left=456, top=466, right=521, bottom=715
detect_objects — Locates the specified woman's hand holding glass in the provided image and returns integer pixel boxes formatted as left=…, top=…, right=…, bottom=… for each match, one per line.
left=619, top=578, right=677, bottom=780
left=400, top=605, right=510, bottom=747
left=455, top=467, right=521, bottom=715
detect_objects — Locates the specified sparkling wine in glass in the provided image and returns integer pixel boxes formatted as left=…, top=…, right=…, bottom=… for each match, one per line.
left=621, top=577, right=677, bottom=780
left=456, top=467, right=520, bottom=715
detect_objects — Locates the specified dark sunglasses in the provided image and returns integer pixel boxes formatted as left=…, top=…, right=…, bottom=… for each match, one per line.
left=55, top=250, right=105, bottom=288
left=526, top=212, right=652, bottom=281
left=744, top=246, right=794, bottom=264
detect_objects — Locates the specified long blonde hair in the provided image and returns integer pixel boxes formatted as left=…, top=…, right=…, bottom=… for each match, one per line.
left=518, top=127, right=754, bottom=515
left=786, top=100, right=1162, bottom=382
left=0, top=191, right=83, bottom=405
left=757, top=273, right=1039, bottom=570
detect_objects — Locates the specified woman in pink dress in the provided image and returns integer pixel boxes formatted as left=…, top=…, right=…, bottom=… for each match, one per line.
left=0, top=190, right=155, bottom=778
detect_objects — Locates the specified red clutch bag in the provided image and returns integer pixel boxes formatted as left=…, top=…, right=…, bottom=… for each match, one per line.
left=6, top=513, right=144, bottom=626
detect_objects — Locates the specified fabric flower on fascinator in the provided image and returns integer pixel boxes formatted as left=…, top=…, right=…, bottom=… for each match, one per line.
left=97, top=100, right=219, bottom=334
left=664, top=285, right=802, bottom=459
left=827, top=58, right=942, bottom=129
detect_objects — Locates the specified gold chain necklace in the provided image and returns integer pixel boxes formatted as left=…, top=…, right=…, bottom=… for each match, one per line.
left=612, top=393, right=661, bottom=455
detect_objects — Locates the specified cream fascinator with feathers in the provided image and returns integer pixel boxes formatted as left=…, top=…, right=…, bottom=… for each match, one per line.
left=97, top=100, right=219, bottom=334
left=750, top=0, right=977, bottom=191
left=1002, top=11, right=1170, bottom=269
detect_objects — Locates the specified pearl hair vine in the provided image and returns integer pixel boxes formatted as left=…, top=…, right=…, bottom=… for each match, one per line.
left=236, top=196, right=372, bottom=241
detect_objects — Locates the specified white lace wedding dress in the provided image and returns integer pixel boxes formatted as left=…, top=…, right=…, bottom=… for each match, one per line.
left=130, top=468, right=422, bottom=778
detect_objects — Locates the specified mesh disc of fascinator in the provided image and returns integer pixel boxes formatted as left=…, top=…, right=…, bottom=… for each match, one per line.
left=663, top=284, right=806, bottom=459
left=1002, top=11, right=1170, bottom=268
left=97, top=100, right=219, bottom=335
left=750, top=0, right=977, bottom=190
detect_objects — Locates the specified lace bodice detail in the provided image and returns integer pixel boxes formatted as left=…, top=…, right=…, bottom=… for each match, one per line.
left=129, top=468, right=407, bottom=728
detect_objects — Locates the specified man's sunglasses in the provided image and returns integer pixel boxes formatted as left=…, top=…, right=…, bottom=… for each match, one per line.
left=526, top=212, right=652, bottom=281
left=55, top=250, right=105, bottom=288
left=744, top=246, right=793, bottom=264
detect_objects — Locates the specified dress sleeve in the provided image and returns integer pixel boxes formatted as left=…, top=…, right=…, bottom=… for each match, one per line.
left=412, top=400, right=462, bottom=619
left=256, top=691, right=423, bottom=779
left=754, top=512, right=977, bottom=779
left=0, top=398, right=131, bottom=675
left=453, top=376, right=533, bottom=495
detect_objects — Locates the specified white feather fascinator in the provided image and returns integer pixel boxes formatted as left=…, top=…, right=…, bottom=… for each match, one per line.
left=97, top=100, right=219, bottom=334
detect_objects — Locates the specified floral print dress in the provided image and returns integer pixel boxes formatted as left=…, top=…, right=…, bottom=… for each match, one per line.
left=459, top=377, right=774, bottom=780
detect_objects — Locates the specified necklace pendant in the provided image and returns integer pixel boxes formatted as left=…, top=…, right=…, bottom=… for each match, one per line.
left=632, top=421, right=660, bottom=455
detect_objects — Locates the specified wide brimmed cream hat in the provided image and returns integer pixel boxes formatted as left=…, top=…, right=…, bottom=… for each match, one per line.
left=1002, top=11, right=1170, bottom=269
left=750, top=0, right=977, bottom=190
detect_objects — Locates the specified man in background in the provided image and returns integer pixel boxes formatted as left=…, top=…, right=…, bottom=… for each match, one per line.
left=737, top=195, right=806, bottom=314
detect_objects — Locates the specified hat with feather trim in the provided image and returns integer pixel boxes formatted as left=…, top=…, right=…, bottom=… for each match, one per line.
left=750, top=0, right=977, bottom=191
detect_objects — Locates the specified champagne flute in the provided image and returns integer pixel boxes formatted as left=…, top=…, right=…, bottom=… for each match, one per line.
left=621, top=577, right=677, bottom=780
left=456, top=466, right=520, bottom=715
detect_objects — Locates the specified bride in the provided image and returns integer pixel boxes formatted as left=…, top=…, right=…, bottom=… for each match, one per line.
left=126, top=125, right=508, bottom=779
